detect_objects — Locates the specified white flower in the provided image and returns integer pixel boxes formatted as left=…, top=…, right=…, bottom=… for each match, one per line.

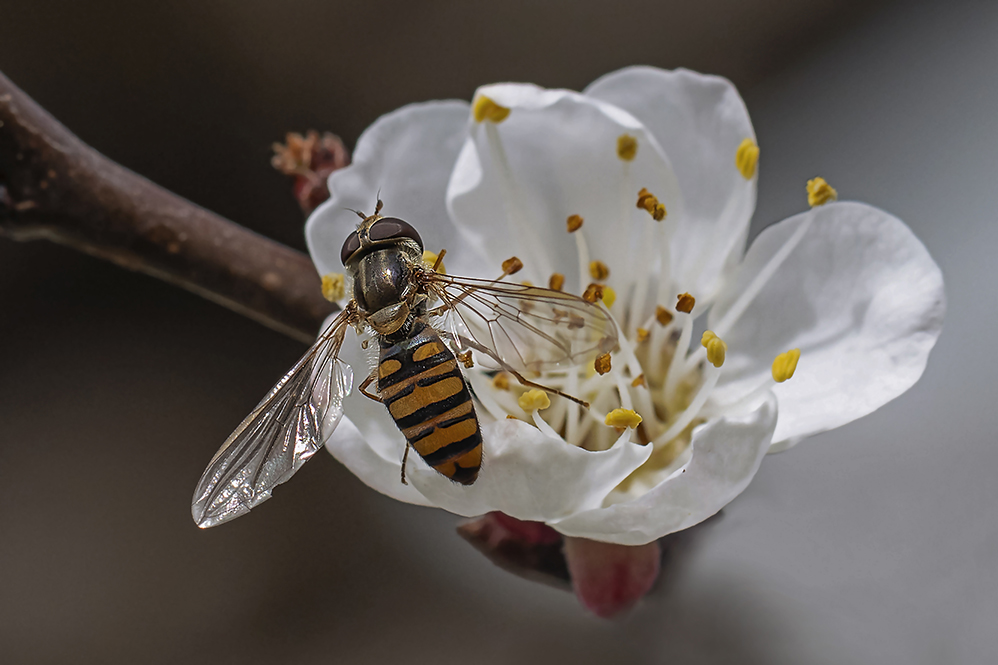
left=305, top=67, right=945, bottom=546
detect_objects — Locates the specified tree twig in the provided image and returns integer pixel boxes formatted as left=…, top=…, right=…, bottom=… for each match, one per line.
left=0, top=69, right=336, bottom=343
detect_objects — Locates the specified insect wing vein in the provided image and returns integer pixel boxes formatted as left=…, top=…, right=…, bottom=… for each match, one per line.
left=191, top=311, right=354, bottom=528
left=422, top=272, right=618, bottom=373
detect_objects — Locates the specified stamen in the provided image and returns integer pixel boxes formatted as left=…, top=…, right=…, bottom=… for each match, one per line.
left=655, top=305, right=674, bottom=326
left=675, top=292, right=695, bottom=314
left=472, top=95, right=511, bottom=123
left=422, top=250, right=446, bottom=274
left=735, top=138, right=760, bottom=180
left=664, top=294, right=695, bottom=398
left=583, top=283, right=605, bottom=303
left=594, top=353, right=612, bottom=375
left=617, top=134, right=638, bottom=162
left=589, top=260, right=610, bottom=281
left=652, top=365, right=721, bottom=447
left=548, top=273, right=565, bottom=291
left=636, top=328, right=650, bottom=342
left=502, top=256, right=524, bottom=275
left=772, top=348, right=801, bottom=382
left=492, top=373, right=510, bottom=390
left=700, top=330, right=727, bottom=368
left=566, top=214, right=584, bottom=233
left=631, top=374, right=645, bottom=388
left=601, top=286, right=617, bottom=309
left=636, top=187, right=667, bottom=221
left=605, top=408, right=642, bottom=430
left=518, top=389, right=551, bottom=412
left=320, top=273, right=345, bottom=302
left=572, top=220, right=592, bottom=294
left=806, top=177, right=837, bottom=207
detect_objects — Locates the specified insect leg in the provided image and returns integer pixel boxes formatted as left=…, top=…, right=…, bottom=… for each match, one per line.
left=400, top=443, right=410, bottom=485
left=439, top=331, right=591, bottom=409
left=358, top=373, right=383, bottom=403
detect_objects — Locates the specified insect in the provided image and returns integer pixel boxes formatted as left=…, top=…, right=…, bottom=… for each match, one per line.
left=191, top=201, right=618, bottom=528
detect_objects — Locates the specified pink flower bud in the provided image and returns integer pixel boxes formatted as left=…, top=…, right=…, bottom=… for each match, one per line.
left=563, top=536, right=661, bottom=619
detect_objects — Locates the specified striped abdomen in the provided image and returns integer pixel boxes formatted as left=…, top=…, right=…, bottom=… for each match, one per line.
left=378, top=321, right=482, bottom=484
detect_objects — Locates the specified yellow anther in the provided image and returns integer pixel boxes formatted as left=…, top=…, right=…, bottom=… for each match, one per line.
left=589, top=260, right=610, bottom=281
left=617, top=134, right=638, bottom=161
left=492, top=372, right=511, bottom=390
left=700, top=330, right=727, bottom=368
left=594, top=352, right=612, bottom=375
left=807, top=177, right=838, bottom=207
left=502, top=256, right=524, bottom=275
left=472, top=95, right=510, bottom=123
left=605, top=408, right=642, bottom=429
left=655, top=305, right=673, bottom=326
left=422, top=250, right=446, bottom=274
left=582, top=283, right=605, bottom=303
left=636, top=187, right=667, bottom=221
left=772, top=348, right=801, bottom=383
left=631, top=374, right=646, bottom=388
left=636, top=327, right=650, bottom=342
left=320, top=273, right=345, bottom=302
left=601, top=285, right=616, bottom=308
left=566, top=214, right=584, bottom=233
left=735, top=138, right=760, bottom=180
left=518, top=389, right=551, bottom=412
left=676, top=292, right=695, bottom=314
left=548, top=273, right=565, bottom=291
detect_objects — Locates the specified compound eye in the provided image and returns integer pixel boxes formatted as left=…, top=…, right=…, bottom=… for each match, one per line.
left=368, top=217, right=423, bottom=250
left=340, top=231, right=361, bottom=265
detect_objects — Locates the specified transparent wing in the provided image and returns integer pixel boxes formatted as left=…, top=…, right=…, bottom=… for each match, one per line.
left=191, top=309, right=355, bottom=528
left=421, top=272, right=618, bottom=374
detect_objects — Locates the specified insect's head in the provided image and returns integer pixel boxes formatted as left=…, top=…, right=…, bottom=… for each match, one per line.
left=340, top=216, right=424, bottom=267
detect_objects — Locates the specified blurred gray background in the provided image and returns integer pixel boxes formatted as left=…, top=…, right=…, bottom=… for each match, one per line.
left=1, top=0, right=994, bottom=663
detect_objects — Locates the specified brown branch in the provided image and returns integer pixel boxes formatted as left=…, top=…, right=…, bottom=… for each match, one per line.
left=0, top=69, right=336, bottom=343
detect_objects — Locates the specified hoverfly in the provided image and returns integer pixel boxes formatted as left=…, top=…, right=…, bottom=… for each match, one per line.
left=192, top=201, right=618, bottom=528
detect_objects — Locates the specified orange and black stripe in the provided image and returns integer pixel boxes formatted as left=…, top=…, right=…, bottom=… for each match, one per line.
left=378, top=321, right=482, bottom=484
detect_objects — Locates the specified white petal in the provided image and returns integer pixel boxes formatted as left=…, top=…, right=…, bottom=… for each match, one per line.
left=305, top=100, right=488, bottom=279
left=325, top=415, right=433, bottom=506
left=550, top=394, right=778, bottom=546
left=708, top=202, right=945, bottom=445
left=585, top=67, right=757, bottom=299
left=447, top=82, right=681, bottom=310
left=406, top=418, right=653, bottom=521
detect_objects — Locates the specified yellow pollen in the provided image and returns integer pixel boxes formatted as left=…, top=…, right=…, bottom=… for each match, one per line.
left=772, top=348, right=801, bottom=383
left=676, top=293, right=695, bottom=314
left=735, top=138, right=760, bottom=179
left=594, top=352, right=612, bottom=375
left=601, top=285, right=616, bottom=308
left=631, top=374, right=646, bottom=388
left=548, top=273, right=565, bottom=291
left=636, top=187, right=667, bottom=221
left=566, top=214, right=584, bottom=233
left=518, top=389, right=551, bottom=412
left=320, top=273, right=345, bottom=302
left=807, top=177, right=838, bottom=207
left=582, top=283, right=605, bottom=303
left=472, top=95, right=510, bottom=123
left=502, top=256, right=524, bottom=275
left=701, top=330, right=727, bottom=368
left=617, top=134, right=638, bottom=161
left=655, top=305, right=673, bottom=326
left=422, top=250, right=446, bottom=274
left=589, top=260, right=610, bottom=281
left=492, top=372, right=511, bottom=390
left=605, top=408, right=642, bottom=429
left=636, top=327, right=650, bottom=342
